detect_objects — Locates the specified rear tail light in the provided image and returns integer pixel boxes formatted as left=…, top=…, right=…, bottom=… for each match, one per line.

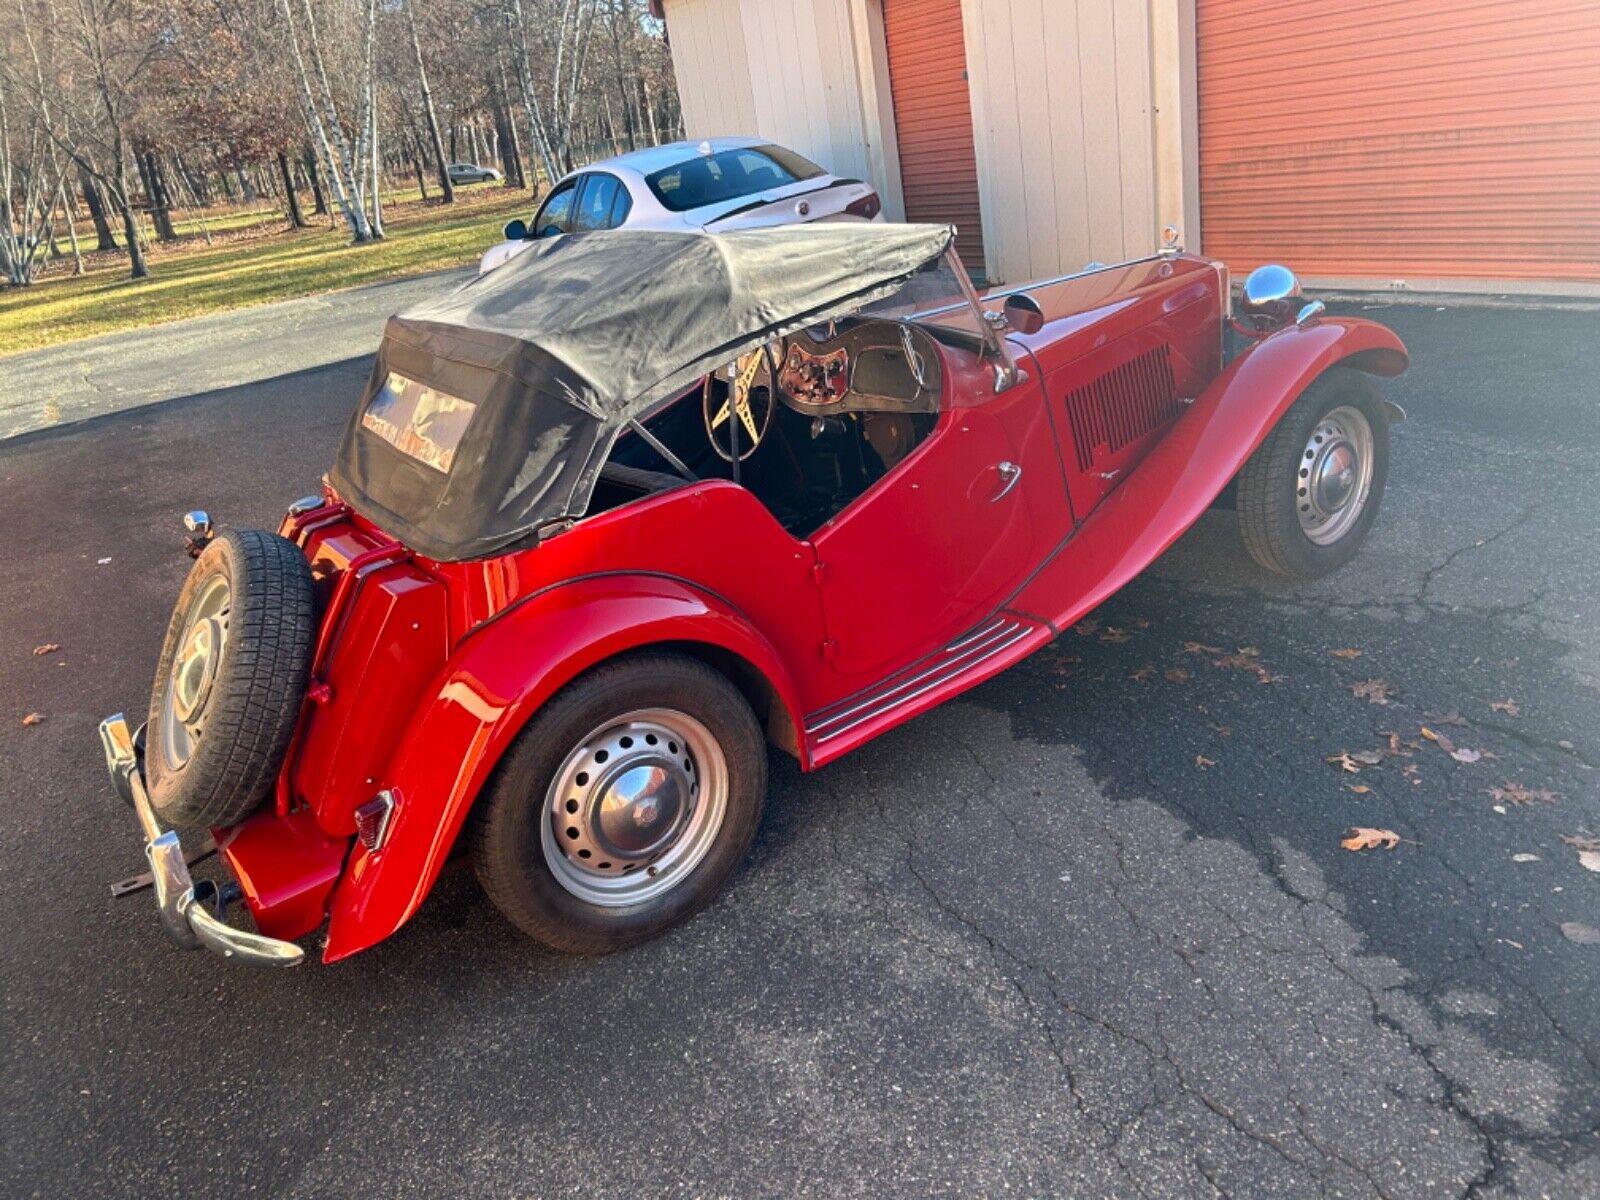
left=354, top=790, right=396, bottom=853
left=845, top=191, right=881, bottom=220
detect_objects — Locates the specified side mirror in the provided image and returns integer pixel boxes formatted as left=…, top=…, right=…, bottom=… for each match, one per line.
left=503, top=218, right=528, bottom=241
left=1002, top=293, right=1045, bottom=336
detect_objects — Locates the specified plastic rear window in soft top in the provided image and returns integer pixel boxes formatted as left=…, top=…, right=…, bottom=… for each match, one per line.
left=645, top=145, right=825, bottom=213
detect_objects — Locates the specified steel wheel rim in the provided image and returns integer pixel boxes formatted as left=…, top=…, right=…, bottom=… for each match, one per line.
left=1296, top=405, right=1375, bottom=546
left=159, top=573, right=231, bottom=772
left=540, top=708, right=729, bottom=907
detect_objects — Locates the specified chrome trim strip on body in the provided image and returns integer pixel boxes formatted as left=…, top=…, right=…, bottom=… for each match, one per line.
left=99, top=713, right=305, bottom=968
left=806, top=615, right=1033, bottom=743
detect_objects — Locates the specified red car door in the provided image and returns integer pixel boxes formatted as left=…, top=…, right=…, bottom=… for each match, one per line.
left=809, top=365, right=1041, bottom=688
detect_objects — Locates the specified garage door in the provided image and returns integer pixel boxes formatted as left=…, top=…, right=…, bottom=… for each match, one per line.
left=884, top=0, right=986, bottom=278
left=1197, top=0, right=1600, bottom=288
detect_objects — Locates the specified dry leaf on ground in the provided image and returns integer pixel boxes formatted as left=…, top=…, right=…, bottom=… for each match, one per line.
left=1195, top=755, right=1216, bottom=768
left=1580, top=852, right=1600, bottom=874
left=1184, top=641, right=1223, bottom=655
left=1207, top=722, right=1233, bottom=737
left=1327, top=750, right=1384, bottom=774
left=1422, top=726, right=1458, bottom=754
left=1130, top=665, right=1156, bottom=682
left=1430, top=711, right=1470, bottom=727
left=21, top=712, right=44, bottom=727
left=1511, top=853, right=1540, bottom=863
left=1164, top=667, right=1190, bottom=684
left=32, top=643, right=60, bottom=656
left=1451, top=747, right=1483, bottom=764
left=1560, top=834, right=1600, bottom=852
left=1351, top=678, right=1393, bottom=705
left=1348, top=784, right=1372, bottom=794
left=1330, top=648, right=1364, bottom=659
left=1073, top=618, right=1100, bottom=636
left=1099, top=627, right=1132, bottom=644
left=1561, top=922, right=1600, bottom=946
left=1488, top=783, right=1560, bottom=806
left=1342, top=827, right=1403, bottom=851
left=1490, top=699, right=1522, bottom=717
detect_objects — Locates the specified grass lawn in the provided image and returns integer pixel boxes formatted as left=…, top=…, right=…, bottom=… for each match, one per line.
left=0, top=186, right=533, bottom=356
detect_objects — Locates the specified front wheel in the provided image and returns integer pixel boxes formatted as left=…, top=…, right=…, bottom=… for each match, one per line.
left=468, top=652, right=768, bottom=954
left=1236, top=368, right=1391, bottom=579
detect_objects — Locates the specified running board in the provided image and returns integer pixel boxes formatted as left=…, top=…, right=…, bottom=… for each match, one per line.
left=805, top=612, right=1042, bottom=755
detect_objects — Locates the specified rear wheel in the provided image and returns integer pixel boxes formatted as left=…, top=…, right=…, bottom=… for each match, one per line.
left=468, top=652, right=768, bottom=954
left=1236, top=368, right=1390, bottom=579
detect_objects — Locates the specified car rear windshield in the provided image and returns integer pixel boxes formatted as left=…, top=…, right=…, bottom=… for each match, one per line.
left=645, top=145, right=826, bottom=213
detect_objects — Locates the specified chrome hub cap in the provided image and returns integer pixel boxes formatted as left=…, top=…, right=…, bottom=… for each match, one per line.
left=541, top=709, right=728, bottom=907
left=159, top=575, right=231, bottom=771
left=1297, top=405, right=1375, bottom=546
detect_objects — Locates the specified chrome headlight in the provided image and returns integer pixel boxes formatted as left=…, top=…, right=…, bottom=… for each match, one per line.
left=1237, top=264, right=1303, bottom=334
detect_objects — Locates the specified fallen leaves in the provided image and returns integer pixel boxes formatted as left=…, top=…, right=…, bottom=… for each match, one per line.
left=1098, top=626, right=1132, bottom=644
left=1330, top=648, right=1364, bottom=659
left=1347, top=784, right=1372, bottom=794
left=21, top=712, right=44, bottom=727
left=1164, top=667, right=1190, bottom=684
left=1073, top=619, right=1100, bottom=637
left=1487, top=783, right=1559, bottom=807
left=1490, top=699, right=1522, bottom=717
left=1209, top=645, right=1282, bottom=685
left=1327, top=750, right=1384, bottom=774
left=1560, top=835, right=1600, bottom=873
left=1342, top=827, right=1404, bottom=852
left=1351, top=678, right=1393, bottom=706
left=1511, top=853, right=1540, bottom=863
left=1195, top=754, right=1216, bottom=769
left=1422, top=725, right=1489, bottom=763
left=1560, top=923, right=1600, bottom=946
left=1183, top=641, right=1222, bottom=656
left=32, top=643, right=60, bottom=656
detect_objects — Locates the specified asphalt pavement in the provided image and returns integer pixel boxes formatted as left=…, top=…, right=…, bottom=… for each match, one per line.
left=1, top=296, right=1597, bottom=1198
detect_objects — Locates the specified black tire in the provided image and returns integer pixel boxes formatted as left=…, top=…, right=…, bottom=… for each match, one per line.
left=145, top=529, right=315, bottom=828
left=1236, top=368, right=1390, bottom=579
left=468, top=652, right=768, bottom=955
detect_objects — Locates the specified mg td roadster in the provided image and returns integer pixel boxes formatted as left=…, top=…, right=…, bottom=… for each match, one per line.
left=100, top=223, right=1407, bottom=967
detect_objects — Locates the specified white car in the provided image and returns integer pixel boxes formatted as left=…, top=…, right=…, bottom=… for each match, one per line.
left=479, top=137, right=883, bottom=274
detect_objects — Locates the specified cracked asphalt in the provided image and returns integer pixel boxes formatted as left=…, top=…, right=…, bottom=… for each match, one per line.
left=1, top=300, right=1597, bottom=1198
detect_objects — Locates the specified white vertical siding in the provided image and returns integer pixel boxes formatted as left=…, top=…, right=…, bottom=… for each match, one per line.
left=961, top=0, right=1159, bottom=283
left=663, top=0, right=760, bottom=137
left=664, top=0, right=1171, bottom=285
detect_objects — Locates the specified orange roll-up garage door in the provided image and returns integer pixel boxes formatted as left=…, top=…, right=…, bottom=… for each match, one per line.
left=1197, top=0, right=1600, bottom=287
left=884, top=0, right=987, bottom=278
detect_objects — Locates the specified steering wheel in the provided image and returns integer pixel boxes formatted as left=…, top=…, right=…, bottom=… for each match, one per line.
left=703, top=342, right=779, bottom=462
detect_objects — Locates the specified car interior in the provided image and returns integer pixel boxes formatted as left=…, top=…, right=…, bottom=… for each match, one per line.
left=591, top=317, right=946, bottom=538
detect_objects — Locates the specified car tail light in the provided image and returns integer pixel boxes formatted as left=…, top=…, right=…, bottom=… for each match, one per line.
left=845, top=191, right=881, bottom=220
left=354, top=790, right=396, bottom=854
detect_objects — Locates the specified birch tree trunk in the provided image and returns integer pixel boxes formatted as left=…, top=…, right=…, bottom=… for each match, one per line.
left=408, top=6, right=454, bottom=203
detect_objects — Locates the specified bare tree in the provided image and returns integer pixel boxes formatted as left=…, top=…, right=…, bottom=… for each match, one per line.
left=406, top=2, right=453, bottom=203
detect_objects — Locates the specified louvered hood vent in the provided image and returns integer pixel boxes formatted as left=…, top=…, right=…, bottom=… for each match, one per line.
left=1061, top=345, right=1180, bottom=472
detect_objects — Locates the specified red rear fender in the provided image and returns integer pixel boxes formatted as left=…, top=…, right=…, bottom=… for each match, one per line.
left=1011, top=316, right=1407, bottom=627
left=321, top=573, right=806, bottom=962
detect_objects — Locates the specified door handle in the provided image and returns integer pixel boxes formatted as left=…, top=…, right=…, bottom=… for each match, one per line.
left=991, top=460, right=1022, bottom=502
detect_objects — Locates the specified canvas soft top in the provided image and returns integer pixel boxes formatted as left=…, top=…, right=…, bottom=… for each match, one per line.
left=329, top=222, right=955, bottom=561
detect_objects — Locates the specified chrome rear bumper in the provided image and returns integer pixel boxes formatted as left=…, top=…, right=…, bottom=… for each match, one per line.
left=99, top=714, right=304, bottom=967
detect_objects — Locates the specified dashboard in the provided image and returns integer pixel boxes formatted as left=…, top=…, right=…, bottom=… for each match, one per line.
left=774, top=319, right=942, bottom=417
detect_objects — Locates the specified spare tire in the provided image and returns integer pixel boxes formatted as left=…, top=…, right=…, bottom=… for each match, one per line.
left=145, top=528, right=316, bottom=828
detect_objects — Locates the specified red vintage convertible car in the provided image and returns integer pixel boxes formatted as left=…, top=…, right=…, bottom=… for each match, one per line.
left=100, top=223, right=1407, bottom=966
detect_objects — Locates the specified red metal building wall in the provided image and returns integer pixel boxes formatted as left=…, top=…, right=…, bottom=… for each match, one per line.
left=1197, top=0, right=1600, bottom=285
left=884, top=0, right=987, bottom=277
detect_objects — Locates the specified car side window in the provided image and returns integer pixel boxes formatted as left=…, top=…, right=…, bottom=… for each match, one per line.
left=606, top=181, right=633, bottom=228
left=533, top=179, right=579, bottom=238
left=572, top=173, right=622, bottom=232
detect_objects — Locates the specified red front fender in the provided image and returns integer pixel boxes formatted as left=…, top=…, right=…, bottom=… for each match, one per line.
left=322, top=573, right=806, bottom=962
left=1012, top=315, right=1408, bottom=627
